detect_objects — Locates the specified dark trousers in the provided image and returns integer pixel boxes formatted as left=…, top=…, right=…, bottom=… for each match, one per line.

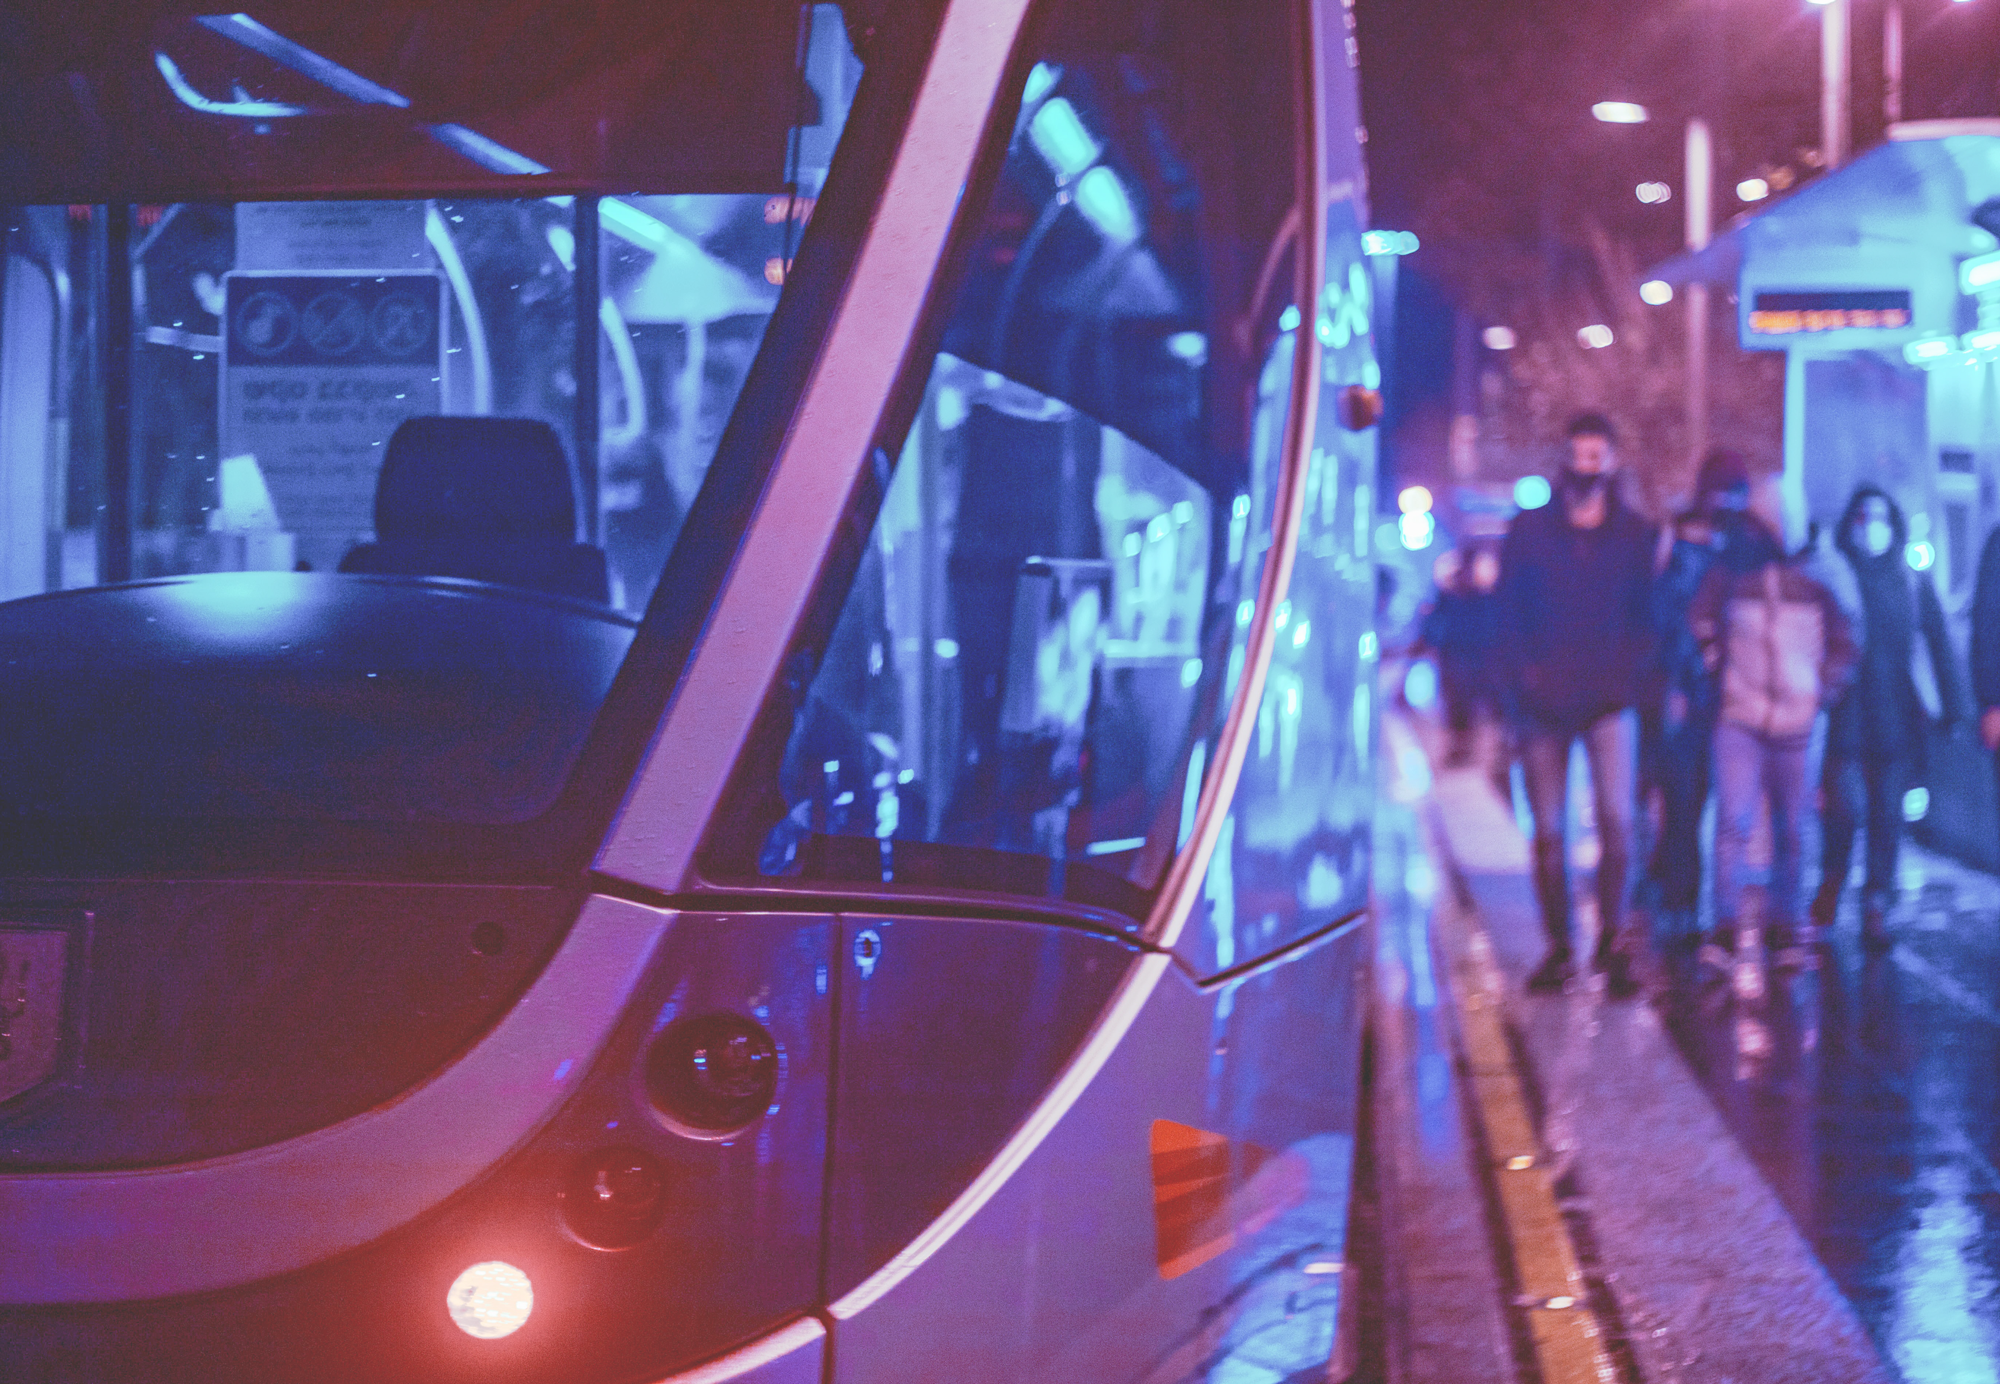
left=1818, top=752, right=1909, bottom=910
left=1520, top=710, right=1636, bottom=958
left=1650, top=709, right=1715, bottom=912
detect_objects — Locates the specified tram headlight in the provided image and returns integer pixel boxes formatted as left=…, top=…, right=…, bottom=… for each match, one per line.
left=446, top=1261, right=533, bottom=1339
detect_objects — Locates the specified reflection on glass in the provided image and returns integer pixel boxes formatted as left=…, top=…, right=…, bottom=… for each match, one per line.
left=1181, top=208, right=1379, bottom=973
left=760, top=355, right=1213, bottom=883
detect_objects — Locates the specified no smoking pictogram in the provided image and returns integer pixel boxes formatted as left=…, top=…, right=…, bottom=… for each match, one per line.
left=301, top=291, right=367, bottom=357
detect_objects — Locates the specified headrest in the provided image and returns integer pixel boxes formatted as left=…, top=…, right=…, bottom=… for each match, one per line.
left=375, top=416, right=576, bottom=541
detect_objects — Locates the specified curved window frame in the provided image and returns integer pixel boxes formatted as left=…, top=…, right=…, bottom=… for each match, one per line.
left=683, top=0, right=1326, bottom=931
left=0, top=0, right=952, bottom=883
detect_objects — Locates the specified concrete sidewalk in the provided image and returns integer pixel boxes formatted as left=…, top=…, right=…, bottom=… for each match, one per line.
left=1373, top=711, right=1895, bottom=1384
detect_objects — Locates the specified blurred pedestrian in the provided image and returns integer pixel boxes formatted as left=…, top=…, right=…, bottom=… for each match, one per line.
left=1814, top=486, right=1959, bottom=950
left=1643, top=448, right=1780, bottom=943
left=1690, top=509, right=1857, bottom=971
left=1962, top=525, right=2000, bottom=885
left=1497, top=413, right=1656, bottom=997
left=1420, top=546, right=1504, bottom=767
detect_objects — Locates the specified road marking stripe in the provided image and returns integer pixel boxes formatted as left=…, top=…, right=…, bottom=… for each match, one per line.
left=1431, top=894, right=1622, bottom=1384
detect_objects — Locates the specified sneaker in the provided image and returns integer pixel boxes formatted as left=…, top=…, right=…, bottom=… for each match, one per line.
left=1525, top=951, right=1576, bottom=994
left=1655, top=908, right=1700, bottom=956
left=1697, top=933, right=1735, bottom=980
left=1733, top=957, right=1766, bottom=1001
left=1861, top=903, right=1892, bottom=953
left=1601, top=949, right=1642, bottom=999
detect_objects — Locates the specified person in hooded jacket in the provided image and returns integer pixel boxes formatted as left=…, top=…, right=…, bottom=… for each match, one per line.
left=1820, top=485, right=1964, bottom=948
left=1497, top=413, right=1656, bottom=996
left=1690, top=505, right=1858, bottom=968
left=1643, top=448, right=1781, bottom=940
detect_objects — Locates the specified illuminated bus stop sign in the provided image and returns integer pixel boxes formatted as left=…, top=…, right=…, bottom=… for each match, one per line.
left=220, top=271, right=446, bottom=573
left=1746, top=289, right=1912, bottom=337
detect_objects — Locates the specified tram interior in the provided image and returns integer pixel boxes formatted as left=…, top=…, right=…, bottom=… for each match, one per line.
left=0, top=4, right=864, bottom=832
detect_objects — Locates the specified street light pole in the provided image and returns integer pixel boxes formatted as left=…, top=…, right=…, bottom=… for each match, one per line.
left=1884, top=0, right=1903, bottom=126
left=1821, top=0, right=1851, bottom=167
left=1686, top=118, right=1713, bottom=466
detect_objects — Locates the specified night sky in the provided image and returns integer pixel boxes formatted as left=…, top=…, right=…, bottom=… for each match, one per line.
left=1357, top=0, right=2000, bottom=486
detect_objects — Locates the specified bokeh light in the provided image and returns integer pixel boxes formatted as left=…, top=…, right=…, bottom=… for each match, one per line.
left=1514, top=475, right=1552, bottom=510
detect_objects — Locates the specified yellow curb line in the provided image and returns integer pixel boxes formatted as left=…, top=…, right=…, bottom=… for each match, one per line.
left=1431, top=892, right=1621, bottom=1384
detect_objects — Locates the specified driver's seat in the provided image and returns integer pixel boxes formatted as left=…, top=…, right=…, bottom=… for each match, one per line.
left=339, top=416, right=609, bottom=605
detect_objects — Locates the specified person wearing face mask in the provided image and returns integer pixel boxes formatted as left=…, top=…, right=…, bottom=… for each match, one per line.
left=1497, top=413, right=1658, bottom=996
left=1972, top=527, right=2000, bottom=860
left=1815, top=485, right=1961, bottom=951
left=1690, top=497, right=1858, bottom=971
left=1642, top=449, right=1782, bottom=945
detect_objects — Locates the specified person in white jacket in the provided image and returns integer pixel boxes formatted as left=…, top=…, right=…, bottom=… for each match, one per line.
left=1689, top=514, right=1859, bottom=970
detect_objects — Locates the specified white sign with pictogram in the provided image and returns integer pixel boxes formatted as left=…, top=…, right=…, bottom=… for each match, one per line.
left=220, top=271, right=447, bottom=573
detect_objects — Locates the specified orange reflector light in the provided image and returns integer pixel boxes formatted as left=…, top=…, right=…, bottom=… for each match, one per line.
left=1150, top=1120, right=1310, bottom=1281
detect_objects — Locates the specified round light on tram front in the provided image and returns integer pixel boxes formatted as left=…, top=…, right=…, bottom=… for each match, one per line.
left=447, top=1261, right=534, bottom=1339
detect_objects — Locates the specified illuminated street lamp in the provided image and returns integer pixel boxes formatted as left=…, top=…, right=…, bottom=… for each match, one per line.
left=1592, top=101, right=1650, bottom=124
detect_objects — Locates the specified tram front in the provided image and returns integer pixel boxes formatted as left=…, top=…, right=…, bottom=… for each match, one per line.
left=0, top=0, right=1378, bottom=1380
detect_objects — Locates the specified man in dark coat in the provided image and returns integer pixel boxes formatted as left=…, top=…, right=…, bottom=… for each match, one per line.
left=1643, top=448, right=1781, bottom=940
left=1816, top=485, right=1963, bottom=949
left=1497, top=413, right=1657, bottom=996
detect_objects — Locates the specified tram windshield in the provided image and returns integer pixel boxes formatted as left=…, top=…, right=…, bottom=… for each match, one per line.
left=0, top=2, right=876, bottom=874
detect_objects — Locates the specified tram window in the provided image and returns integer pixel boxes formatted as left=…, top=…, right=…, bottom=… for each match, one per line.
left=1184, top=204, right=1381, bottom=975
left=712, top=0, right=1303, bottom=914
left=4, top=191, right=809, bottom=605
left=0, top=4, right=874, bottom=857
